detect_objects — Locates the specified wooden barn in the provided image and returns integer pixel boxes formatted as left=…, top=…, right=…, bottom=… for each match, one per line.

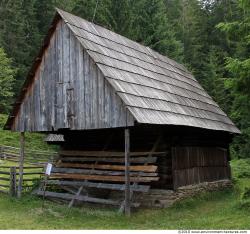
left=5, top=9, right=240, bottom=214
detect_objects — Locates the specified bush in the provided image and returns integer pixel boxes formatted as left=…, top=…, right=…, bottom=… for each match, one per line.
left=230, top=159, right=250, bottom=179
left=241, top=187, right=250, bottom=200
left=237, top=199, right=250, bottom=211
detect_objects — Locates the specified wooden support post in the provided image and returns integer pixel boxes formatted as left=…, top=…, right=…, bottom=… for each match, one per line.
left=124, top=128, right=131, bottom=216
left=9, top=167, right=17, bottom=197
left=17, top=132, right=25, bottom=198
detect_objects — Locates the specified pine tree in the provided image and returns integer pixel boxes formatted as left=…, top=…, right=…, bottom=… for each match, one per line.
left=131, top=0, right=183, bottom=61
left=0, top=0, right=27, bottom=93
left=0, top=48, right=16, bottom=113
left=106, top=0, right=133, bottom=38
left=72, top=0, right=112, bottom=27
left=217, top=0, right=250, bottom=158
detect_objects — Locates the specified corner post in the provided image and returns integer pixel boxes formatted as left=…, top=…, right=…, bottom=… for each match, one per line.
left=124, top=128, right=131, bottom=216
left=17, top=132, right=25, bottom=198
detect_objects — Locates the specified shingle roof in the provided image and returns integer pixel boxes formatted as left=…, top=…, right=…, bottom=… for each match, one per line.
left=57, top=9, right=240, bottom=133
left=45, top=134, right=64, bottom=142
left=4, top=9, right=240, bottom=133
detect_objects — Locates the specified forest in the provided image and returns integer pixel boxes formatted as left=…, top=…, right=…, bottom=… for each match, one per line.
left=0, top=0, right=249, bottom=159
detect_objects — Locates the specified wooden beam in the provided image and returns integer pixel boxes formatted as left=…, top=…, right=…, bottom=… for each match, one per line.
left=17, top=132, right=25, bottom=198
left=50, top=173, right=159, bottom=182
left=47, top=180, right=150, bottom=192
left=59, top=150, right=166, bottom=157
left=56, top=163, right=158, bottom=172
left=124, top=128, right=130, bottom=216
left=59, top=156, right=157, bottom=164
left=68, top=186, right=84, bottom=208
left=52, top=167, right=158, bottom=177
left=35, top=190, right=140, bottom=207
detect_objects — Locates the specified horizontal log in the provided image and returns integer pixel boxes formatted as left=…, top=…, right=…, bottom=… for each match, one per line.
left=0, top=171, right=10, bottom=175
left=36, top=190, right=140, bottom=207
left=47, top=180, right=150, bottom=192
left=0, top=171, right=42, bottom=175
left=56, top=163, right=157, bottom=172
left=52, top=167, right=158, bottom=177
left=0, top=177, right=10, bottom=181
left=59, top=156, right=157, bottom=164
left=59, top=150, right=166, bottom=157
left=0, top=171, right=43, bottom=176
left=21, top=172, right=43, bottom=175
left=0, top=166, right=44, bottom=169
left=50, top=173, right=159, bottom=182
left=0, top=184, right=9, bottom=188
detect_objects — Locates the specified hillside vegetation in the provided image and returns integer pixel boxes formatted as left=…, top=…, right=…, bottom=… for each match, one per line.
left=0, top=114, right=55, bottom=151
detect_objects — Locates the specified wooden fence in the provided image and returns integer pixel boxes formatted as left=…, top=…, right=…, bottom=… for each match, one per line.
left=0, top=165, right=45, bottom=195
left=0, top=145, right=58, bottom=196
left=0, top=145, right=57, bottom=165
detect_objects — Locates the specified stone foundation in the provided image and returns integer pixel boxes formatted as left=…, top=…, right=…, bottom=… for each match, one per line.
left=109, top=179, right=232, bottom=208
left=138, top=179, right=233, bottom=208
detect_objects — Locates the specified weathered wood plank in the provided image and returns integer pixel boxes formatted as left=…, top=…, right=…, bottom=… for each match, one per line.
left=47, top=180, right=150, bottom=192
left=52, top=167, right=157, bottom=177
left=59, top=150, right=166, bottom=157
left=50, top=173, right=159, bottom=182
left=56, top=163, right=157, bottom=172
left=36, top=190, right=140, bottom=207
left=12, top=20, right=135, bottom=131
left=68, top=186, right=84, bottom=208
left=59, top=156, right=157, bottom=163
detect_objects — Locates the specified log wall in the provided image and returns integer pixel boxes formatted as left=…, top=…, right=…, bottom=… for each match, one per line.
left=172, top=146, right=231, bottom=188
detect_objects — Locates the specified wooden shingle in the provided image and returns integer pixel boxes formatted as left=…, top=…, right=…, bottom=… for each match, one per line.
left=5, top=9, right=240, bottom=134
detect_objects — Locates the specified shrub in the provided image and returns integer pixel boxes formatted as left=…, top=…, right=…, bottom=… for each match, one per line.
left=231, top=159, right=250, bottom=179
left=241, top=187, right=250, bottom=200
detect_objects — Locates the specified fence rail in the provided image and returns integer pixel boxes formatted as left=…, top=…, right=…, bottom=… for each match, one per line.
left=0, top=145, right=57, bottom=165
left=0, top=145, right=58, bottom=196
left=0, top=166, right=45, bottom=195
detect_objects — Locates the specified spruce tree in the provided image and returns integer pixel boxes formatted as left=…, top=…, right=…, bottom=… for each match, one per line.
left=0, top=48, right=16, bottom=113
left=131, top=0, right=183, bottom=61
left=217, top=0, right=250, bottom=158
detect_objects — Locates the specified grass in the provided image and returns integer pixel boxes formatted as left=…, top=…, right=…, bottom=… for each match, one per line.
left=0, top=160, right=249, bottom=229
left=0, top=114, right=56, bottom=151
left=0, top=182, right=249, bottom=229
left=1, top=113, right=250, bottom=229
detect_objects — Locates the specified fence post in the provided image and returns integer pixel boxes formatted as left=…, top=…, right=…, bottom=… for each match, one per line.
left=9, top=167, right=17, bottom=197
left=0, top=146, right=4, bottom=160
left=17, top=132, right=25, bottom=198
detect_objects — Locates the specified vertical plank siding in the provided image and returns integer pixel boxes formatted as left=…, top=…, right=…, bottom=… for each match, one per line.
left=172, top=147, right=231, bottom=188
left=13, top=20, right=134, bottom=132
